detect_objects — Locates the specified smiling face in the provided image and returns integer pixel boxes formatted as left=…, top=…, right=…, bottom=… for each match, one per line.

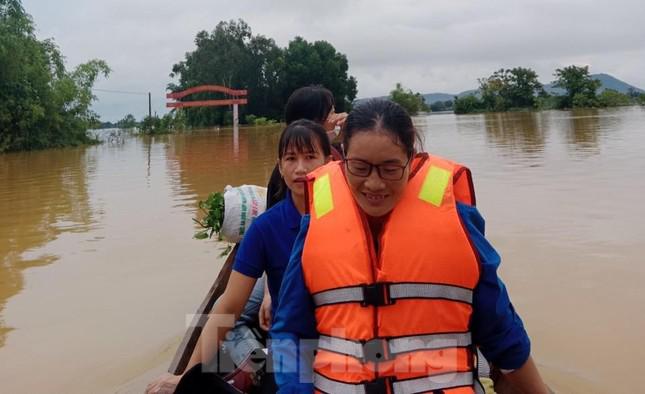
left=344, top=129, right=411, bottom=217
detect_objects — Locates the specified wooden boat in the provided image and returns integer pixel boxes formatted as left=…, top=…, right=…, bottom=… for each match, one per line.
left=168, top=244, right=239, bottom=375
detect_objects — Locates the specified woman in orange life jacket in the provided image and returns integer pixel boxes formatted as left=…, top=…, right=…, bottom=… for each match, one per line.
left=145, top=119, right=333, bottom=394
left=270, top=98, right=549, bottom=394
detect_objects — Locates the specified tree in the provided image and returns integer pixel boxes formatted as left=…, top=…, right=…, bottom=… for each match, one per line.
left=597, top=89, right=632, bottom=107
left=453, top=95, right=484, bottom=114
left=430, top=101, right=445, bottom=112
left=504, top=67, right=544, bottom=108
left=638, top=94, right=645, bottom=106
left=117, top=114, right=138, bottom=129
left=169, top=20, right=258, bottom=127
left=553, top=65, right=601, bottom=108
left=0, top=0, right=110, bottom=152
left=430, top=100, right=454, bottom=112
left=388, top=83, right=428, bottom=115
left=478, top=67, right=543, bottom=111
left=169, top=22, right=358, bottom=127
left=282, top=37, right=357, bottom=112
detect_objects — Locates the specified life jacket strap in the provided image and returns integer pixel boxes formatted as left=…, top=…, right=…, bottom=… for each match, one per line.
left=314, top=371, right=476, bottom=394
left=312, top=282, right=473, bottom=308
left=318, top=332, right=472, bottom=363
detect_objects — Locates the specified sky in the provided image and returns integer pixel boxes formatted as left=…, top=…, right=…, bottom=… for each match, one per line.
left=22, top=0, right=645, bottom=122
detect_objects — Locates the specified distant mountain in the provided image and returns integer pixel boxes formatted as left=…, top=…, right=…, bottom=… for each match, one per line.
left=542, top=73, right=645, bottom=96
left=421, top=93, right=454, bottom=104
left=419, top=73, right=644, bottom=104
left=354, top=73, right=644, bottom=105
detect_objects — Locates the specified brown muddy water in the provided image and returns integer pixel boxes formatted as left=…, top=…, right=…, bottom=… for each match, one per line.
left=1, top=107, right=644, bottom=393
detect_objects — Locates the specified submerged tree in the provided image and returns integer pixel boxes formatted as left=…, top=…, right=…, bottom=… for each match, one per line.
left=553, top=65, right=601, bottom=108
left=389, top=83, right=429, bottom=115
left=453, top=95, right=485, bottom=114
left=0, top=0, right=110, bottom=152
left=479, top=67, right=543, bottom=111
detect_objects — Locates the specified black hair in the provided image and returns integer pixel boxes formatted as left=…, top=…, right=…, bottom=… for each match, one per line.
left=343, top=98, right=422, bottom=158
left=284, top=85, right=335, bottom=125
left=278, top=119, right=332, bottom=159
left=270, top=119, right=331, bottom=203
left=267, top=87, right=335, bottom=208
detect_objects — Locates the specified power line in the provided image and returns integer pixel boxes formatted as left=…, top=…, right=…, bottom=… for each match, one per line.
left=93, top=88, right=149, bottom=95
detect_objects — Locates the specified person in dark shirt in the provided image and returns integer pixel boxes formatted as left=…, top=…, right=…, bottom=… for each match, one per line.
left=266, top=85, right=346, bottom=209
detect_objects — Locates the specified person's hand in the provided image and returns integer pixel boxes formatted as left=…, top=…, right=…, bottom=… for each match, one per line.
left=324, top=112, right=348, bottom=134
left=145, top=372, right=182, bottom=394
left=259, top=292, right=272, bottom=331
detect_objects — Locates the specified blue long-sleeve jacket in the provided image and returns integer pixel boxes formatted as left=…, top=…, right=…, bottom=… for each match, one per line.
left=270, top=202, right=531, bottom=393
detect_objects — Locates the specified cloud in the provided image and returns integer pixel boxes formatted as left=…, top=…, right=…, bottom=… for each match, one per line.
left=21, top=0, right=645, bottom=121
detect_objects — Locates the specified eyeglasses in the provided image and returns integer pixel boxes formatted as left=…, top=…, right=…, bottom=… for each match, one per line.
left=344, top=158, right=410, bottom=181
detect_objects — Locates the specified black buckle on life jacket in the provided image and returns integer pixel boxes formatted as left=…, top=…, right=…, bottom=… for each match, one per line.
left=363, top=376, right=394, bottom=394
left=361, top=338, right=389, bottom=363
left=361, top=282, right=394, bottom=307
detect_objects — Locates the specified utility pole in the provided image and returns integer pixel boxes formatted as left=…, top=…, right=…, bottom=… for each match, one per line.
left=148, top=92, right=152, bottom=119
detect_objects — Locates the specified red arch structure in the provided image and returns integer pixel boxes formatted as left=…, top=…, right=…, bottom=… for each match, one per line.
left=166, top=85, right=248, bottom=108
left=167, top=85, right=248, bottom=127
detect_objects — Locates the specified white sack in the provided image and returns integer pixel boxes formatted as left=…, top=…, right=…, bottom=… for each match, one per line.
left=221, top=185, right=267, bottom=243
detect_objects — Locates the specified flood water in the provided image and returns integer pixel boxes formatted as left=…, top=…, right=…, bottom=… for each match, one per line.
left=1, top=107, right=644, bottom=393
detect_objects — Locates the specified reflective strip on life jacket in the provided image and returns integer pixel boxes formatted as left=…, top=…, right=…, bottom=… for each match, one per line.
left=312, top=282, right=474, bottom=308
left=313, top=173, right=334, bottom=219
left=318, top=332, right=472, bottom=362
left=418, top=164, right=452, bottom=207
left=314, top=371, right=475, bottom=394
left=476, top=348, right=490, bottom=378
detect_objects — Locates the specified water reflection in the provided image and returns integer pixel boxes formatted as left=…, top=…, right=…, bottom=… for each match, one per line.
left=165, top=126, right=282, bottom=203
left=1, top=109, right=644, bottom=393
left=559, top=108, right=623, bottom=157
left=483, top=111, right=546, bottom=159
left=0, top=148, right=96, bottom=346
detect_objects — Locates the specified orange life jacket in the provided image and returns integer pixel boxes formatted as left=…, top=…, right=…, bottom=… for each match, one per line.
left=301, top=153, right=485, bottom=394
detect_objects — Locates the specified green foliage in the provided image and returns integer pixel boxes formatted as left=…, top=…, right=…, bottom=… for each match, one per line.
left=282, top=37, right=357, bottom=112
left=597, top=89, right=632, bottom=107
left=637, top=94, right=645, bottom=106
left=536, top=95, right=564, bottom=110
left=553, top=65, right=601, bottom=108
left=571, top=93, right=598, bottom=108
left=193, top=192, right=225, bottom=240
left=139, top=109, right=188, bottom=134
left=162, top=109, right=188, bottom=130
left=627, top=88, right=642, bottom=99
left=245, top=114, right=277, bottom=126
left=478, top=67, right=543, bottom=111
left=0, top=0, right=110, bottom=152
left=429, top=100, right=454, bottom=112
left=453, top=95, right=485, bottom=114
left=117, top=114, right=138, bottom=129
left=388, top=83, right=429, bottom=115
left=141, top=115, right=161, bottom=134
left=169, top=20, right=357, bottom=127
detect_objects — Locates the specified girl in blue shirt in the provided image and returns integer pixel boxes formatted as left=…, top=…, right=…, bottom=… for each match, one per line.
left=146, top=118, right=335, bottom=394
left=189, top=119, right=333, bottom=381
left=146, top=86, right=346, bottom=394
